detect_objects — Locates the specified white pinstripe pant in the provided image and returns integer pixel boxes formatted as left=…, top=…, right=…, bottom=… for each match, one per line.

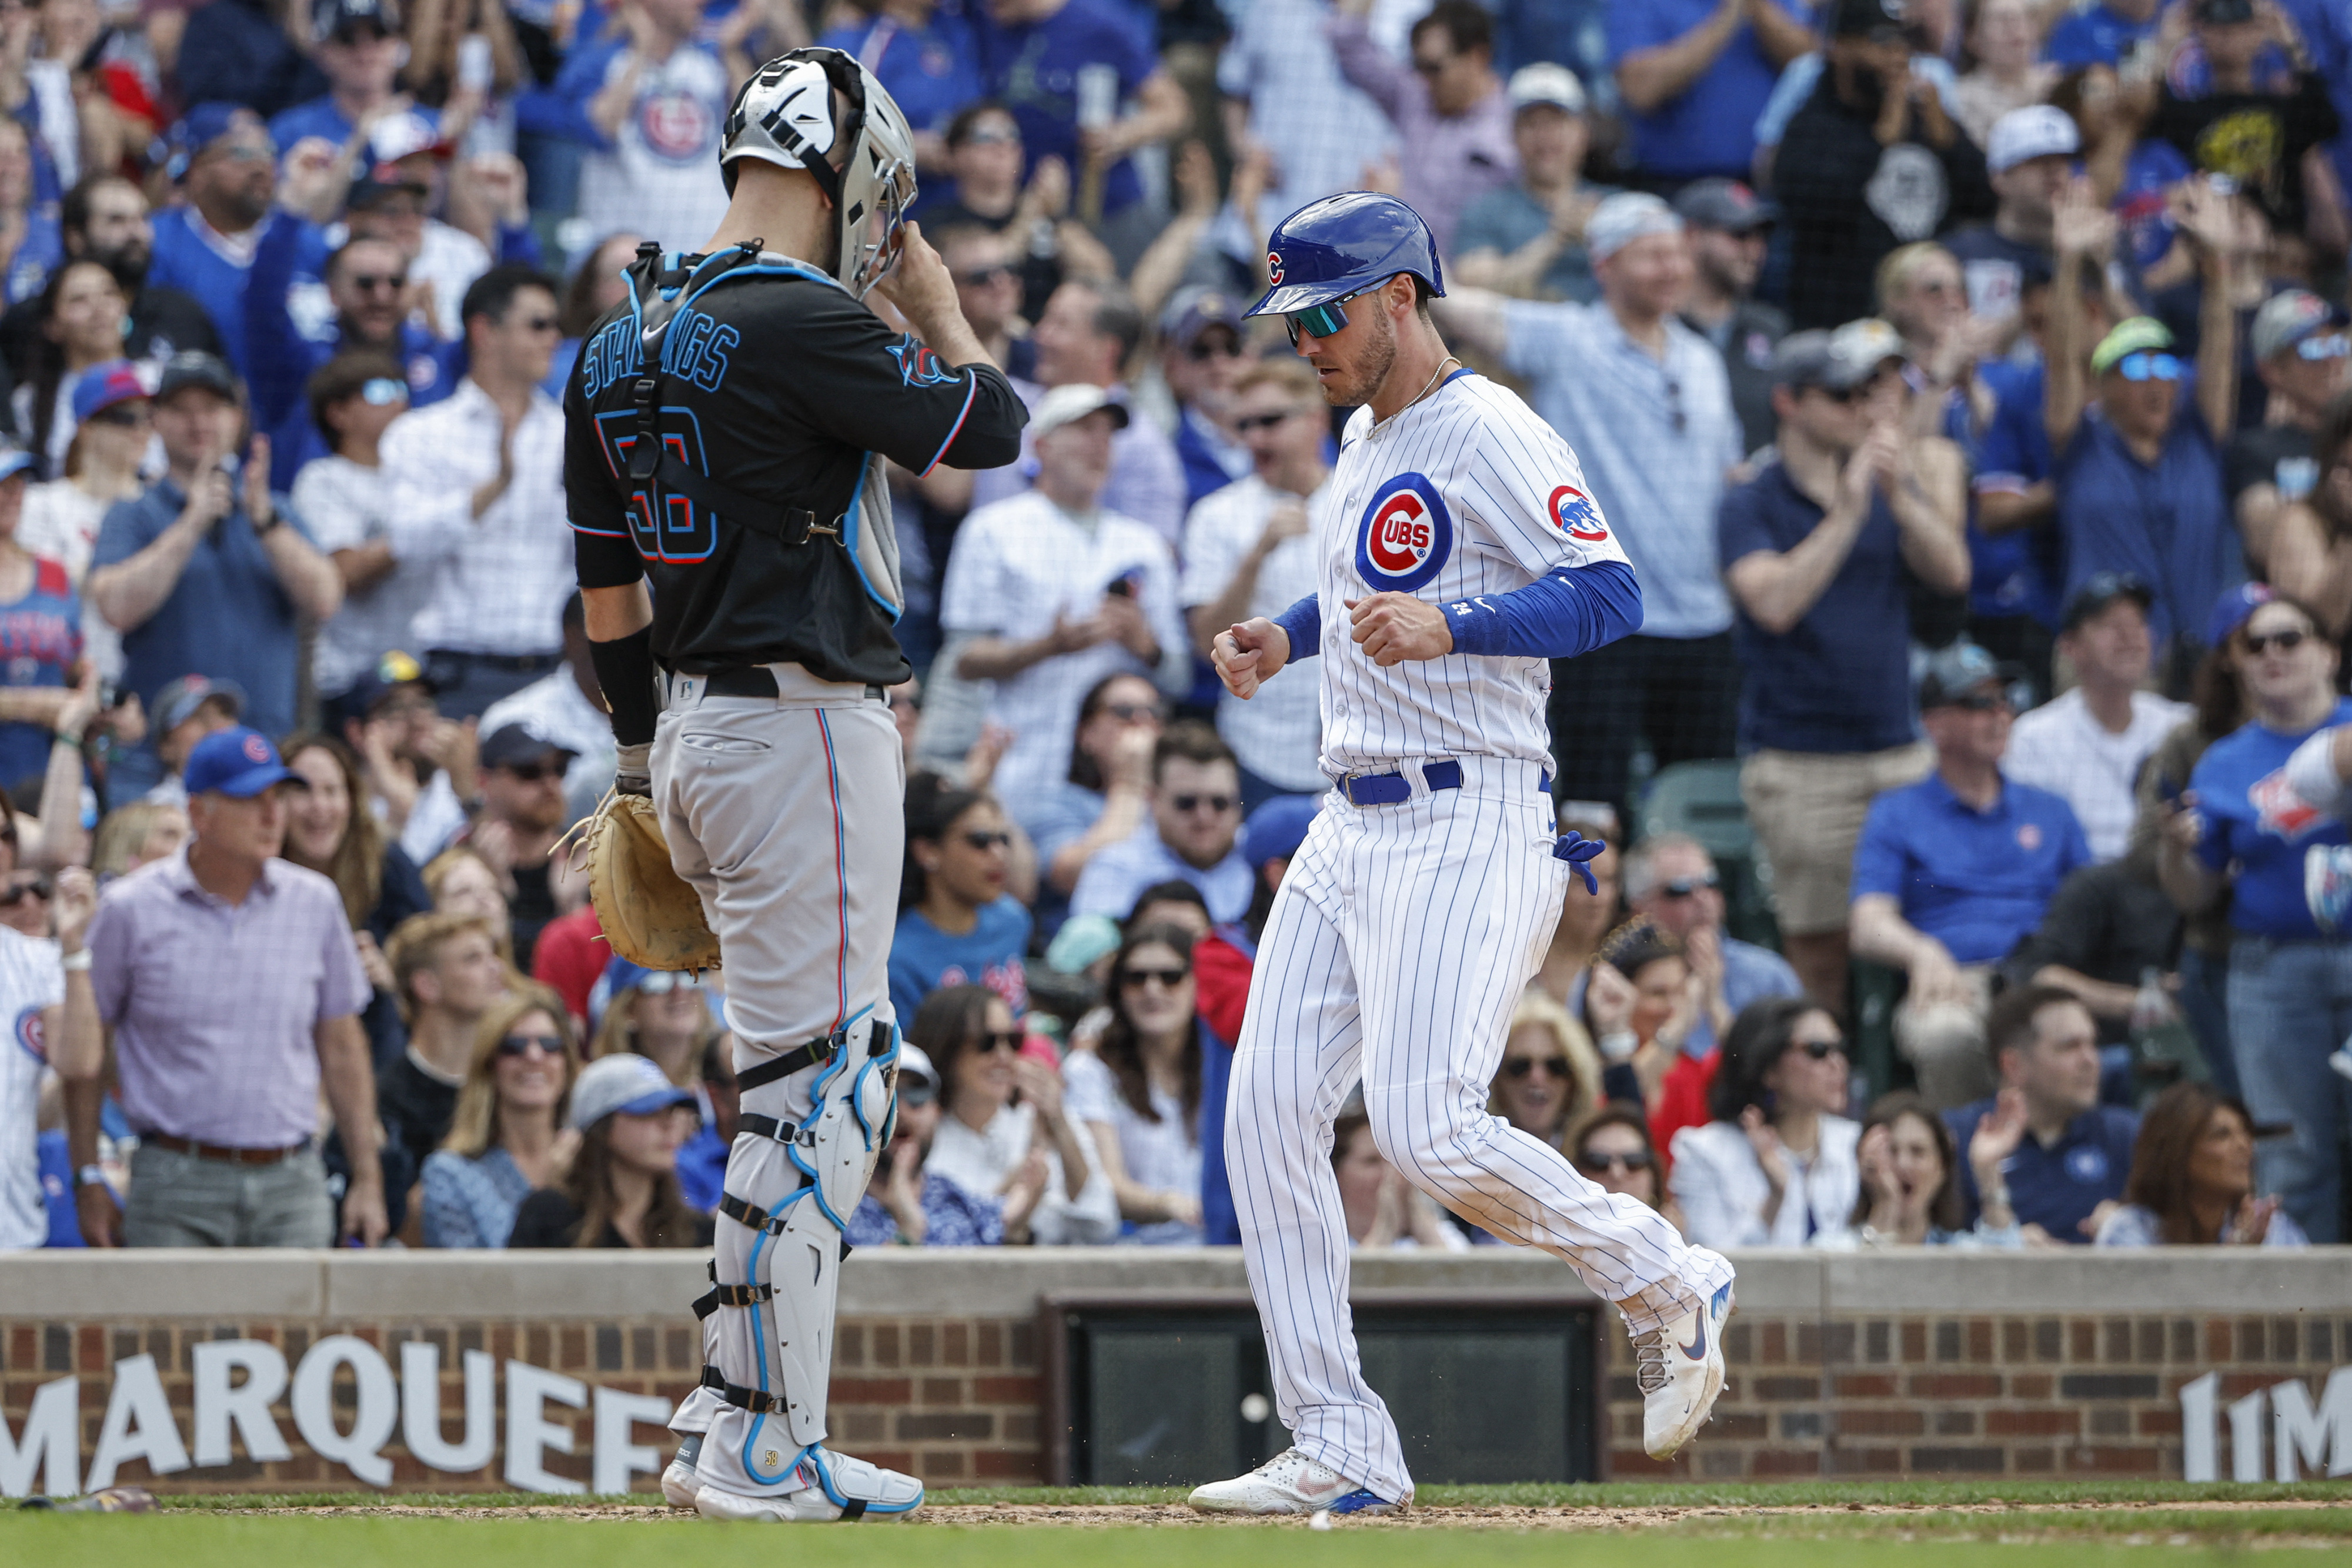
left=1227, top=758, right=1734, bottom=1503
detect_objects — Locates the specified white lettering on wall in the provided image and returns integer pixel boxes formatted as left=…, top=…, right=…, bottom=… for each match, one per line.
left=289, top=1337, right=400, bottom=1487
left=591, top=1388, right=674, bottom=1497
left=504, top=1361, right=589, bottom=1496
left=400, top=1343, right=497, bottom=1474
left=84, top=1354, right=190, bottom=1491
left=191, top=1340, right=292, bottom=1469
left=2181, top=1368, right=2352, bottom=1482
left=0, top=1377, right=78, bottom=1497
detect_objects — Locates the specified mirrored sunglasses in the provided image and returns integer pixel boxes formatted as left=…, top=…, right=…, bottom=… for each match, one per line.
left=1284, top=290, right=1360, bottom=347
left=361, top=377, right=408, bottom=406
left=2298, top=333, right=2351, bottom=362
left=2114, top=352, right=2183, bottom=383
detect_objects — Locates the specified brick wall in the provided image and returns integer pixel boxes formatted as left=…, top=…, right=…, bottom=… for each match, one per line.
left=1605, top=1310, right=2352, bottom=1480
left=6, top=1251, right=2349, bottom=1493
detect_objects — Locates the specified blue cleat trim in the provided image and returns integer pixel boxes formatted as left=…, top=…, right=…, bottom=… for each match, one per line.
left=1327, top=1488, right=1392, bottom=1514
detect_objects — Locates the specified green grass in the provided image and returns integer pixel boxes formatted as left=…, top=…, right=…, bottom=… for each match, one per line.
left=1, top=1516, right=2344, bottom=1568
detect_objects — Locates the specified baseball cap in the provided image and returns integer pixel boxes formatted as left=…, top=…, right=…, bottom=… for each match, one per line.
left=2206, top=581, right=2277, bottom=648
left=2251, top=289, right=2346, bottom=361
left=72, top=360, right=149, bottom=425
left=1672, top=178, right=1775, bottom=233
left=1986, top=105, right=2081, bottom=175
left=153, top=674, right=246, bottom=735
left=1242, top=794, right=1319, bottom=870
left=1506, top=62, right=1586, bottom=117
left=0, top=440, right=32, bottom=485
left=313, top=0, right=401, bottom=42
left=329, top=649, right=437, bottom=730
left=2060, top=571, right=2155, bottom=633
left=568, top=1053, right=695, bottom=1132
left=1160, top=287, right=1244, bottom=353
left=163, top=103, right=262, bottom=180
left=480, top=722, right=577, bottom=773
left=2091, top=316, right=2175, bottom=376
left=1832, top=0, right=1915, bottom=42
left=183, top=726, right=306, bottom=798
left=1044, top=912, right=1122, bottom=975
left=1586, top=192, right=1682, bottom=263
left=895, top=1043, right=939, bottom=1108
left=156, top=351, right=238, bottom=404
left=1916, top=641, right=2025, bottom=709
left=1031, top=383, right=1132, bottom=440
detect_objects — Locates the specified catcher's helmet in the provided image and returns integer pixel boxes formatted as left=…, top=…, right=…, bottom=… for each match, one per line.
left=721, top=47, right=917, bottom=299
left=1245, top=192, right=1446, bottom=319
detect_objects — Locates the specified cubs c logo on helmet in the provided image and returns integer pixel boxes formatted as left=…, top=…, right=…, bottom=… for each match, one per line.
left=1267, top=252, right=1284, bottom=285
left=1549, top=484, right=1609, bottom=543
left=1355, top=473, right=1454, bottom=594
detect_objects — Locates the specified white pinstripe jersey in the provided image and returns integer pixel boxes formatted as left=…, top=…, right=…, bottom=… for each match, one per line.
left=1307, top=368, right=1633, bottom=778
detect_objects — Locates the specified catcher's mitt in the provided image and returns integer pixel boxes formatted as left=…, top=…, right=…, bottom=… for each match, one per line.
left=572, top=792, right=721, bottom=971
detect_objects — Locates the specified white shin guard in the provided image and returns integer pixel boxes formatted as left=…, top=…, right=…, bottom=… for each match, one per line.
left=695, top=1014, right=900, bottom=1490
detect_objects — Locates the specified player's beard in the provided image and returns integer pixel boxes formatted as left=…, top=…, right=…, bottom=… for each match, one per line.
left=1322, top=307, right=1398, bottom=409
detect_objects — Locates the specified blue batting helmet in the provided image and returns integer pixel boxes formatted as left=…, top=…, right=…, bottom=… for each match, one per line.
left=1245, top=192, right=1446, bottom=318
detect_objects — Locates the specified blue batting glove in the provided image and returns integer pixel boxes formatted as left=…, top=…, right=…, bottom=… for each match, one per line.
left=1552, top=830, right=1605, bottom=896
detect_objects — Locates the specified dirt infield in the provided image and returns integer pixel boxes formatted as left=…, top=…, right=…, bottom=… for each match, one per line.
left=242, top=1497, right=2352, bottom=1528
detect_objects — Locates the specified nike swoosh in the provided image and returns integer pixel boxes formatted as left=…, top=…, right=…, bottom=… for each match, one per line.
left=1679, top=1311, right=1708, bottom=1362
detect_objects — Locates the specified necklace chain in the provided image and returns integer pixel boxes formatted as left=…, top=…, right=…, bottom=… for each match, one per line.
left=1373, top=355, right=1461, bottom=431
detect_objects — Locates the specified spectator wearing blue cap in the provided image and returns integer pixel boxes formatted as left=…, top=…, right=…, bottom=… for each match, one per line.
left=1850, top=641, right=2094, bottom=1109
left=91, top=352, right=343, bottom=795
left=2161, top=587, right=2352, bottom=1241
left=268, top=0, right=438, bottom=160
left=892, top=771, right=1033, bottom=1028
left=506, top=1051, right=713, bottom=1248
left=66, top=726, right=382, bottom=1248
left=1194, top=791, right=1317, bottom=1244
left=0, top=437, right=84, bottom=800
left=146, top=108, right=326, bottom=377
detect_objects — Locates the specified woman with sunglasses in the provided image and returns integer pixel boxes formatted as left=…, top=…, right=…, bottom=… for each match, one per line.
left=422, top=987, right=579, bottom=1248
left=293, top=349, right=423, bottom=718
left=917, top=982, right=1118, bottom=1244
left=1064, top=924, right=1207, bottom=1242
left=891, top=771, right=1031, bottom=1026
left=1565, top=1104, right=1685, bottom=1237
left=590, top=965, right=720, bottom=1087
left=1668, top=996, right=1860, bottom=1249
left=1030, top=672, right=1165, bottom=922
left=2161, top=589, right=2352, bottom=1242
left=1489, top=988, right=1603, bottom=1152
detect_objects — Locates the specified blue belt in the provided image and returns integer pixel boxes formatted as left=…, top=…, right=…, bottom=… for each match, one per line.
left=1340, top=760, right=1552, bottom=806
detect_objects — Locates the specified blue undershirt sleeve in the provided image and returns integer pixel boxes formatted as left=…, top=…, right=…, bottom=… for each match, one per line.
left=1272, top=594, right=1322, bottom=661
left=1440, top=559, right=1643, bottom=660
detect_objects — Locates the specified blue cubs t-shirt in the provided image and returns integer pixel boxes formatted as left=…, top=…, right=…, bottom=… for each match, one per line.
left=1947, top=1098, right=2137, bottom=1242
left=1851, top=771, right=2093, bottom=964
left=970, top=0, right=1158, bottom=215
left=0, top=556, right=81, bottom=794
left=820, top=5, right=984, bottom=135
left=2191, top=698, right=2352, bottom=938
left=1718, top=459, right=1916, bottom=754
left=889, top=895, right=1033, bottom=1026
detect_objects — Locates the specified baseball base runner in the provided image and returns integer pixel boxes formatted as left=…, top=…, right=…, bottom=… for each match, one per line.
left=1195, top=192, right=1737, bottom=1516
left=563, top=47, right=1025, bottom=1522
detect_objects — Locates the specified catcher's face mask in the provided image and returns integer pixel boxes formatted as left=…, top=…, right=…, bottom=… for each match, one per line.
left=721, top=49, right=920, bottom=300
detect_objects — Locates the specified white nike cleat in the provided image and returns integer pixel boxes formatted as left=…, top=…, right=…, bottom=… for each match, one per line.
left=660, top=1433, right=703, bottom=1509
left=694, top=1449, right=923, bottom=1522
left=1638, top=1278, right=1735, bottom=1460
left=1187, top=1447, right=1401, bottom=1516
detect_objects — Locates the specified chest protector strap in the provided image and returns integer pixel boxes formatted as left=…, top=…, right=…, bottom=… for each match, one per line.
left=624, top=240, right=827, bottom=549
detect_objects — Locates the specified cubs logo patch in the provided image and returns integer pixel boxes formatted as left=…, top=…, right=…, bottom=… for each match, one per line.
left=1355, top=473, right=1454, bottom=594
left=242, top=734, right=271, bottom=764
left=2251, top=767, right=2327, bottom=840
left=1548, top=483, right=1609, bottom=542
left=2065, top=1145, right=2110, bottom=1185
left=2017, top=823, right=2042, bottom=851
left=1267, top=252, right=1284, bottom=286
left=14, top=1005, right=42, bottom=1065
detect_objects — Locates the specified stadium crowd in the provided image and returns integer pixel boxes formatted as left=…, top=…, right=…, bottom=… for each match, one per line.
left=0, top=0, right=2348, bottom=1258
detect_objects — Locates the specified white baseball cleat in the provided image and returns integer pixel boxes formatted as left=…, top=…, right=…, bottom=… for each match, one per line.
left=1638, top=1278, right=1735, bottom=1460
left=694, top=1449, right=923, bottom=1522
left=660, top=1433, right=703, bottom=1509
left=1187, top=1447, right=1401, bottom=1516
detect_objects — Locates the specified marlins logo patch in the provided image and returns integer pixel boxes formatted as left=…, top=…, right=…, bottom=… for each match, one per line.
left=1548, top=484, right=1609, bottom=542
left=1355, top=473, right=1454, bottom=593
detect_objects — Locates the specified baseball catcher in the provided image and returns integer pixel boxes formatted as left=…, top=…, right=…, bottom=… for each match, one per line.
left=563, top=46, right=1025, bottom=1522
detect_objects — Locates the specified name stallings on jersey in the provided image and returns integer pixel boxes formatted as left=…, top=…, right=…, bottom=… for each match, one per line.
left=578, top=305, right=739, bottom=400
